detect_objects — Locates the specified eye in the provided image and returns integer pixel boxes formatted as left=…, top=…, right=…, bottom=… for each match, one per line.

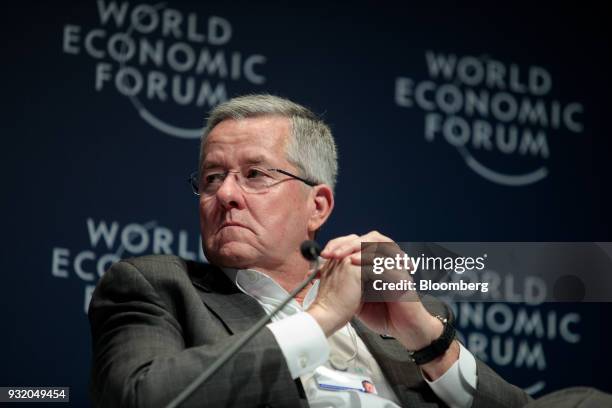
left=204, top=173, right=225, bottom=184
left=246, top=168, right=269, bottom=179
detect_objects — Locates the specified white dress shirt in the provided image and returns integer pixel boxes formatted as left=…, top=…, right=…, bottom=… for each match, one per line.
left=223, top=268, right=478, bottom=408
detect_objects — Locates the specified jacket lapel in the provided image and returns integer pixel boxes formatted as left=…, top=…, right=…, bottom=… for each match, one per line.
left=187, top=260, right=267, bottom=334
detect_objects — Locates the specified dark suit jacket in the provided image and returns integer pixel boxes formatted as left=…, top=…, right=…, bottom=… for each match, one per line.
left=89, top=255, right=531, bottom=408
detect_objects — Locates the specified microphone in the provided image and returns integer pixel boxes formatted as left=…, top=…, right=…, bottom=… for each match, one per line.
left=301, top=240, right=321, bottom=261
left=165, top=240, right=323, bottom=408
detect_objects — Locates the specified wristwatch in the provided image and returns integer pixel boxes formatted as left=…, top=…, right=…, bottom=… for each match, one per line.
left=407, top=314, right=455, bottom=365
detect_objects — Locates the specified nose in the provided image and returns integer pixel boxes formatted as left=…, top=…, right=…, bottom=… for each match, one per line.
left=215, top=172, right=246, bottom=210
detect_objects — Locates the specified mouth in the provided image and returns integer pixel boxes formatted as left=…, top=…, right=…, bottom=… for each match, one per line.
left=218, top=221, right=250, bottom=232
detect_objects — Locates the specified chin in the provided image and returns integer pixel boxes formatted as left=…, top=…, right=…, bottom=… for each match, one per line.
left=206, top=241, right=260, bottom=269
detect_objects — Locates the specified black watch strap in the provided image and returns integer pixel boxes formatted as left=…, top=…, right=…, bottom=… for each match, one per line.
left=408, top=315, right=455, bottom=365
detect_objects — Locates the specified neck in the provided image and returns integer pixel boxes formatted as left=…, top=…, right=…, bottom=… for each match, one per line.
left=253, top=250, right=313, bottom=303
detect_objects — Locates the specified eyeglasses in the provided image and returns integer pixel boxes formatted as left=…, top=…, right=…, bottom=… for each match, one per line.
left=188, top=166, right=318, bottom=197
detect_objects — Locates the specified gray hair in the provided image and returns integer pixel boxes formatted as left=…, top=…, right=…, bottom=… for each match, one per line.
left=199, top=94, right=338, bottom=192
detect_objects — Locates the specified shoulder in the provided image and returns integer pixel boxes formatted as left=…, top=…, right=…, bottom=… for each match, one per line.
left=111, top=254, right=216, bottom=279
left=121, top=254, right=204, bottom=272
left=101, top=254, right=233, bottom=294
left=91, top=255, right=231, bottom=318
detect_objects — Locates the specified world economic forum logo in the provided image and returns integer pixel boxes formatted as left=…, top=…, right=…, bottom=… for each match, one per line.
left=62, top=0, right=267, bottom=139
left=394, top=51, right=585, bottom=186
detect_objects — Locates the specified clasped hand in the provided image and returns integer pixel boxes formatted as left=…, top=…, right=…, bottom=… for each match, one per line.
left=307, top=231, right=444, bottom=353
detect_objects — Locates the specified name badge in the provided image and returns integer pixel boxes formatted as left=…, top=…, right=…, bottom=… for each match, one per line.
left=314, top=366, right=377, bottom=394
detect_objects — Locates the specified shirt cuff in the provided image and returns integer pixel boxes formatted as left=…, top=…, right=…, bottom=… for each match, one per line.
left=267, top=312, right=330, bottom=379
left=422, top=342, right=478, bottom=408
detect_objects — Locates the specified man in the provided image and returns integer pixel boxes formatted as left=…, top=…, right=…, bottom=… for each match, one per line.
left=89, top=94, right=531, bottom=407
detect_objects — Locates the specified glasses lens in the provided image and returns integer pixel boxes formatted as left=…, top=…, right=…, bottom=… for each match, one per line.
left=242, top=167, right=275, bottom=193
left=191, top=167, right=291, bottom=196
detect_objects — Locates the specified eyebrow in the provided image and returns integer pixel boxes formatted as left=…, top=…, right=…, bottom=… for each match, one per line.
left=202, top=155, right=272, bottom=170
left=202, top=161, right=222, bottom=170
left=244, top=155, right=269, bottom=166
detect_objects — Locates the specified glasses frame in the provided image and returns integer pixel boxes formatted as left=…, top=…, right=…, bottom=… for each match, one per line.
left=187, top=167, right=318, bottom=196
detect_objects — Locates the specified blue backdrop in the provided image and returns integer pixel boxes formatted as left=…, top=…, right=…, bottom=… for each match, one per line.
left=3, top=1, right=611, bottom=406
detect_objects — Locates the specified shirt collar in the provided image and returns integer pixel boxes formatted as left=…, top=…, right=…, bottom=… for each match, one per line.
left=222, top=267, right=319, bottom=309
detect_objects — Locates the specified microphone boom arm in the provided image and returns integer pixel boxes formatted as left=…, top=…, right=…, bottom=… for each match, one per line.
left=165, top=241, right=321, bottom=408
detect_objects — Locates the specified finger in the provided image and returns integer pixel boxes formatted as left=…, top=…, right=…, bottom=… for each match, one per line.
left=321, top=234, right=359, bottom=257
left=362, top=230, right=393, bottom=243
left=330, top=237, right=364, bottom=258
left=355, top=250, right=381, bottom=266
left=348, top=251, right=386, bottom=267
left=333, top=230, right=392, bottom=258
left=349, top=252, right=361, bottom=265
left=318, top=257, right=339, bottom=278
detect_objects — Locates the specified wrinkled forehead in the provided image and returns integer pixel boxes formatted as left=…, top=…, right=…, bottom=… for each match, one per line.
left=202, top=116, right=291, bottom=168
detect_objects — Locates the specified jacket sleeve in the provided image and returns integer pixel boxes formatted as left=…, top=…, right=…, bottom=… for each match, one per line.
left=88, top=259, right=302, bottom=408
left=471, top=359, right=533, bottom=408
left=422, top=295, right=533, bottom=408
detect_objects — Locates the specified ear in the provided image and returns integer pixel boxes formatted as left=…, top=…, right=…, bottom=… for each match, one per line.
left=307, top=184, right=334, bottom=234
